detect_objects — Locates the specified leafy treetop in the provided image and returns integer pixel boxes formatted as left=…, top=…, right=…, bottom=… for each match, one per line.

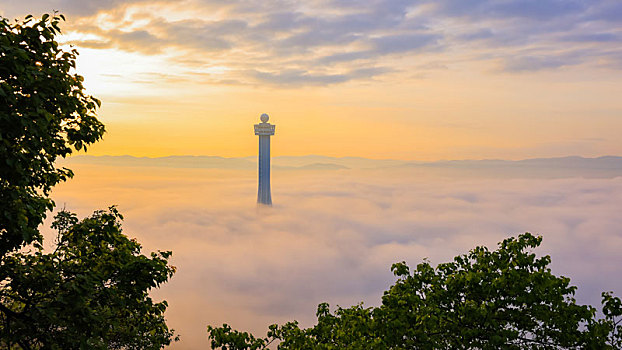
left=1, top=207, right=177, bottom=349
left=208, top=233, right=622, bottom=349
left=0, top=13, right=105, bottom=255
left=0, top=14, right=176, bottom=349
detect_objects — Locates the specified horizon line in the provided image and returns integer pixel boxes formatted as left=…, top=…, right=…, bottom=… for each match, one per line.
left=66, top=154, right=622, bottom=163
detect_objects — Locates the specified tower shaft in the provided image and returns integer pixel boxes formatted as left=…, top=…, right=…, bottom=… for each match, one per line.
left=257, top=135, right=272, bottom=205
left=254, top=114, right=275, bottom=205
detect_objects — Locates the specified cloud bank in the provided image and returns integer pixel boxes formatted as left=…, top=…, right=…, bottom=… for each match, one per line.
left=47, top=162, right=622, bottom=348
left=3, top=0, right=622, bottom=86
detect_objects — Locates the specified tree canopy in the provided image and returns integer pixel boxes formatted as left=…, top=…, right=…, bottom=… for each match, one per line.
left=0, top=14, right=176, bottom=349
left=0, top=13, right=104, bottom=255
left=1, top=207, right=176, bottom=349
left=208, top=233, right=622, bottom=349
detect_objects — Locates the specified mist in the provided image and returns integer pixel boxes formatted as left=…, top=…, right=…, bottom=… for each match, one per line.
left=48, top=159, right=622, bottom=349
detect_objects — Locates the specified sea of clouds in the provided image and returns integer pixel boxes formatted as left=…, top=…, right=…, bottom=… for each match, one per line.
left=47, top=161, right=622, bottom=349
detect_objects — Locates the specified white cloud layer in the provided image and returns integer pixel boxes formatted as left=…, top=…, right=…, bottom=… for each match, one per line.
left=47, top=163, right=622, bottom=349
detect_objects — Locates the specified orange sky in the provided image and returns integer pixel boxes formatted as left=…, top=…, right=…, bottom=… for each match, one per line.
left=3, top=1, right=622, bottom=160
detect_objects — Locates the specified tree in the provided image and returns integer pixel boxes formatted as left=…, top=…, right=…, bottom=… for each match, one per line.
left=0, top=14, right=176, bottom=348
left=1, top=207, right=176, bottom=349
left=208, top=233, right=622, bottom=349
left=0, top=13, right=104, bottom=256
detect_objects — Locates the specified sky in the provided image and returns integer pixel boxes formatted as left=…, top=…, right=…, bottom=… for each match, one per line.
left=2, top=0, right=622, bottom=160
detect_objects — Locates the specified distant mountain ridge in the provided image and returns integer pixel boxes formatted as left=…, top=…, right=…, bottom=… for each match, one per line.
left=416, top=156, right=622, bottom=169
left=62, top=154, right=407, bottom=170
left=404, top=156, right=622, bottom=178
left=62, top=155, right=257, bottom=169
left=61, top=155, right=622, bottom=177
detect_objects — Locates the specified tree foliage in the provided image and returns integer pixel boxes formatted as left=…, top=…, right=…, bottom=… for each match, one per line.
left=0, top=13, right=104, bottom=255
left=208, top=233, right=622, bottom=349
left=0, top=14, right=176, bottom=348
left=0, top=207, right=176, bottom=349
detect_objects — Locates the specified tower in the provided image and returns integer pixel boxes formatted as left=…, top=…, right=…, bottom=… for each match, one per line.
left=254, top=113, right=275, bottom=205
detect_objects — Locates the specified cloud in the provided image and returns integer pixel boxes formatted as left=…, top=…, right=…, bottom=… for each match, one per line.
left=458, top=28, right=495, bottom=41
left=0, top=0, right=147, bottom=17
left=489, top=0, right=586, bottom=20
left=371, top=33, right=441, bottom=54
left=561, top=32, right=621, bottom=43
left=159, top=18, right=246, bottom=51
left=8, top=0, right=622, bottom=88
left=250, top=69, right=349, bottom=86
left=430, top=0, right=587, bottom=20
left=46, top=162, right=622, bottom=348
left=315, top=50, right=373, bottom=65
left=503, top=55, right=569, bottom=72
left=5, top=0, right=620, bottom=85
left=248, top=66, right=389, bottom=86
left=586, top=0, right=622, bottom=22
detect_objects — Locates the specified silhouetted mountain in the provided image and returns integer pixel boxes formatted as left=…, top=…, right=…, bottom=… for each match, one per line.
left=401, top=156, right=622, bottom=178
left=64, top=155, right=257, bottom=169
left=63, top=155, right=622, bottom=178
left=244, top=155, right=408, bottom=169
left=295, top=163, right=349, bottom=170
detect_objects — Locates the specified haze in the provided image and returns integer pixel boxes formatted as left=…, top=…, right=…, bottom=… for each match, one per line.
left=47, top=157, right=622, bottom=348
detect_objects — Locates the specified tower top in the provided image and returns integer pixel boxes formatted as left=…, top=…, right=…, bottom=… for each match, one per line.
left=255, top=113, right=275, bottom=136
